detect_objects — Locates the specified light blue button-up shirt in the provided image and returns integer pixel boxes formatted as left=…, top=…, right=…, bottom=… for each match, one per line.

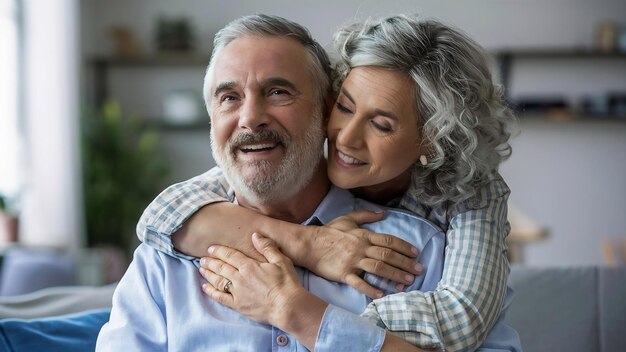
left=97, top=186, right=520, bottom=351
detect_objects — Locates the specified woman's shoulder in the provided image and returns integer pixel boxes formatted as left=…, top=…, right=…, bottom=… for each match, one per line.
left=399, top=172, right=510, bottom=228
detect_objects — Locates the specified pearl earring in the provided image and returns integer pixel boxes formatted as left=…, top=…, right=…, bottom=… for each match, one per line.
left=419, top=155, right=428, bottom=166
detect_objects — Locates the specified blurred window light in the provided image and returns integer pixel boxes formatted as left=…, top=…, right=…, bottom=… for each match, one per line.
left=0, top=0, right=21, bottom=199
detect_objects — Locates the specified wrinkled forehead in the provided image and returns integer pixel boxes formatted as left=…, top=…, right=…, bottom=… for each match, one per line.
left=209, top=35, right=316, bottom=95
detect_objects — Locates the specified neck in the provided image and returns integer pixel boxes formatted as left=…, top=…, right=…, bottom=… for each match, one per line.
left=351, top=169, right=412, bottom=204
left=237, top=159, right=330, bottom=224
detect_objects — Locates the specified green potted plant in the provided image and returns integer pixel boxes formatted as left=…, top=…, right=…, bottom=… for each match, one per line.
left=81, top=101, right=170, bottom=255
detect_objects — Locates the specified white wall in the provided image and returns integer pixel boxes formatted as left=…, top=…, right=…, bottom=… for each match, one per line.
left=18, top=0, right=84, bottom=248
left=80, top=0, right=626, bottom=265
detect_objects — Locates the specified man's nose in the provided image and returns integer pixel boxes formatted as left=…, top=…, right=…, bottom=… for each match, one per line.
left=238, top=96, right=269, bottom=132
left=336, top=117, right=364, bottom=149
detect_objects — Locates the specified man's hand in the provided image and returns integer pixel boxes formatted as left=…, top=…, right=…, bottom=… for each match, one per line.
left=199, top=232, right=327, bottom=344
left=299, top=210, right=422, bottom=298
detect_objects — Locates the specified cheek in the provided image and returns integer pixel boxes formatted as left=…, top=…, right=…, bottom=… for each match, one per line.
left=210, top=115, right=235, bottom=145
left=326, top=114, right=343, bottom=142
left=373, top=138, right=418, bottom=171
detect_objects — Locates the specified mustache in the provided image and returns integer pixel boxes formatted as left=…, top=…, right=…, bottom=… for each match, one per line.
left=228, top=129, right=289, bottom=149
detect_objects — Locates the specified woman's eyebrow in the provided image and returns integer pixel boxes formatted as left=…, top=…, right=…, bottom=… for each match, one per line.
left=341, top=87, right=399, bottom=121
left=340, top=87, right=355, bottom=104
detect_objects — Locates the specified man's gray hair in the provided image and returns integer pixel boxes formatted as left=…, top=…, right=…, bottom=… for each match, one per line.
left=203, top=14, right=333, bottom=114
left=334, top=14, right=517, bottom=206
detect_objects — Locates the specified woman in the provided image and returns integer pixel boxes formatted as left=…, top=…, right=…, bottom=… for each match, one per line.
left=138, top=14, right=516, bottom=351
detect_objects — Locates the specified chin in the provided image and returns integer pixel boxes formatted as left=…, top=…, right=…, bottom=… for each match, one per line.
left=328, top=172, right=357, bottom=190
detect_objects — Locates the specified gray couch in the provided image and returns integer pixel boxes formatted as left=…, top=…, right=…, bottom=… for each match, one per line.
left=1, top=264, right=625, bottom=351
left=505, top=266, right=626, bottom=352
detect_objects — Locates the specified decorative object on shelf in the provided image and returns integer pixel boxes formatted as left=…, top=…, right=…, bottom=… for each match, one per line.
left=0, top=195, right=18, bottom=244
left=506, top=204, right=548, bottom=263
left=497, top=48, right=626, bottom=120
left=162, top=90, right=202, bottom=125
left=109, top=26, right=143, bottom=57
left=0, top=194, right=18, bottom=243
left=618, top=26, right=626, bottom=52
left=156, top=16, right=195, bottom=53
left=596, top=22, right=618, bottom=53
left=81, top=100, right=170, bottom=256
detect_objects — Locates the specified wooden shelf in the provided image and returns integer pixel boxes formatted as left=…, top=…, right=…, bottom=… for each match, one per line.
left=493, top=48, right=626, bottom=59
left=89, top=54, right=210, bottom=107
left=517, top=112, right=626, bottom=121
left=149, top=120, right=210, bottom=132
left=495, top=48, right=626, bottom=106
left=90, top=54, right=209, bottom=67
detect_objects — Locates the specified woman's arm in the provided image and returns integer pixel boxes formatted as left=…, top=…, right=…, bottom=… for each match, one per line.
left=138, top=168, right=421, bottom=297
left=362, top=177, right=511, bottom=351
left=178, top=201, right=419, bottom=297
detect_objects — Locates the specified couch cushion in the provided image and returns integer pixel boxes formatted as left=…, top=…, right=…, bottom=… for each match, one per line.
left=598, top=267, right=626, bottom=351
left=0, top=309, right=110, bottom=352
left=505, top=266, right=599, bottom=352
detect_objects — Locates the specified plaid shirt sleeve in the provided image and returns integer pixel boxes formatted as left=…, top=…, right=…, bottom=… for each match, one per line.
left=136, top=167, right=233, bottom=260
left=361, top=176, right=511, bottom=352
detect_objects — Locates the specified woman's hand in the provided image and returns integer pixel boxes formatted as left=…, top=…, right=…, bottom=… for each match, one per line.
left=299, top=210, right=422, bottom=298
left=199, top=233, right=325, bottom=331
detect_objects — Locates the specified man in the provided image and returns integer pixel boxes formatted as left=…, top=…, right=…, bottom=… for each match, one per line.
left=96, top=14, right=520, bottom=351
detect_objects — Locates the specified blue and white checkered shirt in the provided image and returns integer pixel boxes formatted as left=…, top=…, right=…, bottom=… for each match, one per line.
left=136, top=167, right=511, bottom=351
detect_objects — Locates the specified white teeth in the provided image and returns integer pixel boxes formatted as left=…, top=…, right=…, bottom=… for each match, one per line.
left=241, top=143, right=276, bottom=151
left=338, top=151, right=362, bottom=165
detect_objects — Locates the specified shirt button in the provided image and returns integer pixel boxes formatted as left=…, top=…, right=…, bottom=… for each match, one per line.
left=276, top=335, right=289, bottom=346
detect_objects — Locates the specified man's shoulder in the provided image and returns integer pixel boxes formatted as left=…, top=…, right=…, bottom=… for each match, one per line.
left=378, top=207, right=444, bottom=237
left=129, top=244, right=198, bottom=277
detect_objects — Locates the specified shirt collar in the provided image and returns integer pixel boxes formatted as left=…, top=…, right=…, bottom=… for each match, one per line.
left=304, top=186, right=356, bottom=225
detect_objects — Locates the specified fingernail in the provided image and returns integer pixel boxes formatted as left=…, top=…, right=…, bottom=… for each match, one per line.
left=207, top=246, right=215, bottom=254
left=374, top=209, right=384, bottom=214
left=202, top=283, right=208, bottom=291
left=252, top=232, right=260, bottom=239
left=199, top=267, right=206, bottom=275
left=395, top=283, right=404, bottom=291
left=411, top=246, right=418, bottom=255
left=415, top=263, right=423, bottom=273
left=200, top=257, right=207, bottom=266
left=376, top=291, right=384, bottom=298
left=404, top=274, right=414, bottom=283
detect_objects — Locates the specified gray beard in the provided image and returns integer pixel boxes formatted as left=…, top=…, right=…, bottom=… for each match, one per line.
left=211, top=114, right=325, bottom=205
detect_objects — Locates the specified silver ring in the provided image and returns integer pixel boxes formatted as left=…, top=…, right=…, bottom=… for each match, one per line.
left=223, top=280, right=233, bottom=293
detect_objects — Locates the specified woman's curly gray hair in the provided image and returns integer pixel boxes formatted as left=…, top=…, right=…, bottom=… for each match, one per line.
left=333, top=14, right=516, bottom=206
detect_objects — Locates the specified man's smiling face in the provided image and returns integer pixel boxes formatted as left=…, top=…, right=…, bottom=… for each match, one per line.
left=208, top=35, right=325, bottom=204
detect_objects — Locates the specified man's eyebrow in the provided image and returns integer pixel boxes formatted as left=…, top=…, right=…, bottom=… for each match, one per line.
left=213, top=81, right=236, bottom=98
left=340, top=87, right=399, bottom=121
left=263, top=77, right=300, bottom=93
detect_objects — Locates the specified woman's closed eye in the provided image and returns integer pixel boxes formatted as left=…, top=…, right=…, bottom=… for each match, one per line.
left=336, top=102, right=352, bottom=114
left=370, top=118, right=394, bottom=133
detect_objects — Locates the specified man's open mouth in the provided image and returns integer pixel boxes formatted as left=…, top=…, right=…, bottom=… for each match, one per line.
left=240, top=142, right=280, bottom=153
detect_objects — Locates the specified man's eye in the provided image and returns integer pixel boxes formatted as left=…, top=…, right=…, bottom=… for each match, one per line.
left=220, top=95, right=238, bottom=102
left=269, top=89, right=289, bottom=96
left=336, top=102, right=352, bottom=114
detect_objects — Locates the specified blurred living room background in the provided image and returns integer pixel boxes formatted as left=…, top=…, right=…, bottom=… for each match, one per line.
left=1, top=0, right=625, bottom=292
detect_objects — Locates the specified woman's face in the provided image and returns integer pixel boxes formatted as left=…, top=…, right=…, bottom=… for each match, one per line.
left=327, top=67, right=422, bottom=191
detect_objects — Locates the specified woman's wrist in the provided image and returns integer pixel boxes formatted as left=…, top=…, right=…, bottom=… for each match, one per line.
left=266, top=221, right=315, bottom=268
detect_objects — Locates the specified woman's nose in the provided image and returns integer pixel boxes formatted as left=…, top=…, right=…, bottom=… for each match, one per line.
left=335, top=117, right=363, bottom=149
